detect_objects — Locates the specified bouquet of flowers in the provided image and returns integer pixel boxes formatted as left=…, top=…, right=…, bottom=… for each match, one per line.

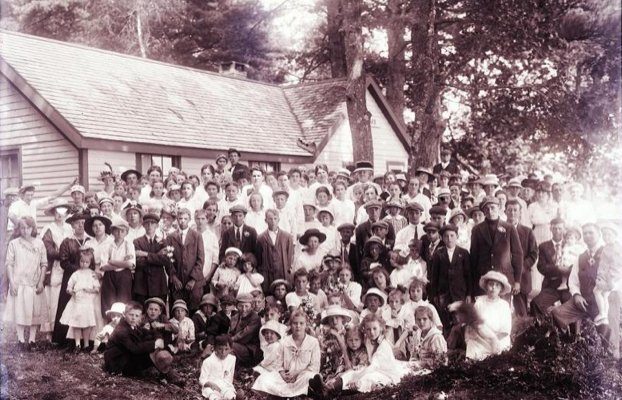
left=166, top=245, right=175, bottom=265
left=300, top=295, right=319, bottom=329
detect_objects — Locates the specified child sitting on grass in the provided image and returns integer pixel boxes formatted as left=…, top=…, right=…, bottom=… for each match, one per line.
left=212, top=247, right=242, bottom=299
left=92, top=302, right=125, bottom=353
left=408, top=306, right=447, bottom=369
left=170, top=299, right=195, bottom=354
left=199, top=334, right=241, bottom=400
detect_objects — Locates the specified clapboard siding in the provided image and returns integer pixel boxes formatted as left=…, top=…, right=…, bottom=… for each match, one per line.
left=368, top=90, right=408, bottom=173
left=0, top=75, right=79, bottom=228
left=315, top=116, right=353, bottom=172
left=87, top=149, right=136, bottom=191
left=181, top=156, right=211, bottom=176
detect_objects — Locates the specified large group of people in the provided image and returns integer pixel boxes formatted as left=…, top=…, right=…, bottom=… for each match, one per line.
left=1, top=147, right=620, bottom=399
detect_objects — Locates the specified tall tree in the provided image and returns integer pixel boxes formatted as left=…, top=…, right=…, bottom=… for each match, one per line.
left=326, top=0, right=347, bottom=78
left=385, top=0, right=407, bottom=122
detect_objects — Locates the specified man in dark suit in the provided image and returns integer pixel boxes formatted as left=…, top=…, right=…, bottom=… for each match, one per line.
left=227, top=148, right=250, bottom=180
left=433, top=148, right=460, bottom=175
left=256, top=209, right=294, bottom=290
left=531, top=218, right=571, bottom=316
left=336, top=222, right=360, bottom=278
left=355, top=200, right=395, bottom=259
left=219, top=204, right=258, bottom=261
left=133, top=213, right=170, bottom=305
left=470, top=196, right=523, bottom=298
left=104, top=301, right=180, bottom=384
left=429, top=224, right=470, bottom=331
left=168, top=208, right=205, bottom=312
left=229, top=294, right=261, bottom=367
left=505, top=199, right=538, bottom=316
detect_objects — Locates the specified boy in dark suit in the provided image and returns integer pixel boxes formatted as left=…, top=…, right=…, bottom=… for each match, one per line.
left=133, top=213, right=170, bottom=305
left=104, top=301, right=181, bottom=385
left=429, top=224, right=470, bottom=332
left=219, top=204, right=258, bottom=261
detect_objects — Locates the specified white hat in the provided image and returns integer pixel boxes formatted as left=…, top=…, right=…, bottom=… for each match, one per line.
left=70, top=185, right=85, bottom=194
left=260, top=320, right=285, bottom=339
left=479, top=270, right=511, bottom=295
left=362, top=288, right=387, bottom=307
left=321, top=305, right=352, bottom=324
left=224, top=247, right=243, bottom=257
left=105, top=302, right=126, bottom=316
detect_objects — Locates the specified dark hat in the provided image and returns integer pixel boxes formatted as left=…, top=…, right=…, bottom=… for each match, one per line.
left=364, top=200, right=383, bottom=210
left=272, top=190, right=289, bottom=199
left=215, top=153, right=228, bottom=163
left=440, top=223, right=459, bottom=236
left=220, top=294, right=237, bottom=305
left=405, top=202, right=424, bottom=213
left=144, top=297, right=166, bottom=310
left=479, top=196, right=500, bottom=210
left=415, top=167, right=435, bottom=179
left=440, top=148, right=452, bottom=155
left=337, top=222, right=356, bottom=231
left=521, top=178, right=539, bottom=190
left=423, top=221, right=441, bottom=232
left=228, top=148, right=241, bottom=156
left=299, top=228, right=327, bottom=245
left=467, top=206, right=483, bottom=217
left=120, top=169, right=142, bottom=182
left=395, top=173, right=407, bottom=182
left=467, top=175, right=481, bottom=184
left=229, top=204, right=248, bottom=215
left=536, top=181, right=552, bottom=193
left=429, top=205, right=448, bottom=216
left=200, top=294, right=219, bottom=308
left=353, top=161, right=374, bottom=174
left=142, top=213, right=160, bottom=224
left=84, top=215, right=112, bottom=237
left=66, top=211, right=91, bottom=224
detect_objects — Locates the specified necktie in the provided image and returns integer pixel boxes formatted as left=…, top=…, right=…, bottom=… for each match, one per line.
left=181, top=231, right=185, bottom=244
left=413, top=225, right=419, bottom=241
left=342, top=244, right=348, bottom=264
left=554, top=242, right=562, bottom=266
left=237, top=228, right=242, bottom=244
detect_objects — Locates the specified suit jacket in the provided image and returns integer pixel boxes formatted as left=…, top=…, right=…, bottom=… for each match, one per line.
left=537, top=240, right=566, bottom=291
left=133, top=235, right=170, bottom=298
left=256, top=229, right=294, bottom=290
left=336, top=241, right=360, bottom=281
left=219, top=224, right=258, bottom=262
left=168, top=229, right=205, bottom=286
left=229, top=311, right=262, bottom=361
left=470, top=219, right=523, bottom=296
left=433, top=161, right=460, bottom=175
left=355, top=219, right=396, bottom=259
left=429, top=246, right=471, bottom=302
left=515, top=224, right=538, bottom=295
left=104, top=319, right=157, bottom=375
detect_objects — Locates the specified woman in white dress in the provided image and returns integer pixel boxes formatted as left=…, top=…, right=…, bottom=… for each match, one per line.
left=40, top=202, right=73, bottom=337
left=252, top=309, right=321, bottom=397
left=245, top=193, right=268, bottom=233
left=4, top=217, right=49, bottom=348
left=293, top=229, right=327, bottom=274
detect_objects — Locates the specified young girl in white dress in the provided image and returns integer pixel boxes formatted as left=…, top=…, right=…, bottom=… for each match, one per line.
left=235, top=253, right=264, bottom=297
left=59, top=245, right=101, bottom=351
left=252, top=309, right=321, bottom=398
left=4, top=217, right=50, bottom=348
left=254, top=320, right=284, bottom=375
left=473, top=271, right=512, bottom=357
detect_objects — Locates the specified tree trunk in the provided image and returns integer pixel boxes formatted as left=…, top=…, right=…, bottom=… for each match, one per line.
left=135, top=2, right=148, bottom=58
left=326, top=0, right=347, bottom=78
left=409, top=0, right=443, bottom=172
left=385, top=0, right=406, bottom=122
left=343, top=0, right=373, bottom=163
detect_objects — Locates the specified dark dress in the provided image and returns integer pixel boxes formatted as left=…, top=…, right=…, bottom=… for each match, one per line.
left=52, top=236, right=90, bottom=344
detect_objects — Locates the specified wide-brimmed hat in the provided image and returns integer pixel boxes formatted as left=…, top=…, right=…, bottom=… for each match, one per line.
left=362, top=288, right=387, bottom=306
left=479, top=270, right=511, bottom=295
left=479, top=196, right=500, bottom=210
left=481, top=174, right=499, bottom=187
left=199, top=293, right=219, bottom=308
left=336, top=168, right=351, bottom=179
left=321, top=305, right=352, bottom=324
left=415, top=167, right=435, bottom=180
left=144, top=297, right=166, bottom=310
left=120, top=169, right=142, bottom=182
left=260, top=320, right=285, bottom=339
left=363, top=235, right=384, bottom=252
left=299, top=228, right=327, bottom=245
left=449, top=208, right=467, bottom=223
left=599, top=221, right=620, bottom=237
left=467, top=206, right=483, bottom=217
left=98, top=196, right=114, bottom=206
left=437, top=188, right=451, bottom=198
left=172, top=299, right=189, bottom=313
left=353, top=161, right=374, bottom=174
left=19, top=183, right=37, bottom=193
left=4, top=187, right=19, bottom=197
left=66, top=211, right=91, bottom=224
left=105, top=302, right=126, bottom=316
left=44, top=200, right=72, bottom=217
left=506, top=178, right=522, bottom=189
left=395, top=173, right=407, bottom=182
left=121, top=201, right=143, bottom=220
left=85, top=215, right=112, bottom=236
left=269, top=279, right=290, bottom=293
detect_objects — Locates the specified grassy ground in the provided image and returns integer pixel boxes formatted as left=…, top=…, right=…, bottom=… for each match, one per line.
left=1, top=318, right=621, bottom=399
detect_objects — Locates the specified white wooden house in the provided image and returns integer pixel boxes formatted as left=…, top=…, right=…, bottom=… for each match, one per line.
left=0, top=30, right=410, bottom=226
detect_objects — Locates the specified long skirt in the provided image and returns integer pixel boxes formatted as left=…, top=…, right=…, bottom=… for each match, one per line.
left=4, top=284, right=49, bottom=327
left=252, top=369, right=315, bottom=397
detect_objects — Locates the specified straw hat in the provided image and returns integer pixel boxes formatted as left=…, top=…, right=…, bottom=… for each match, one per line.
left=321, top=305, right=352, bottom=324
left=144, top=297, right=166, bottom=310
left=105, top=302, right=126, bottom=316
left=199, top=294, right=219, bottom=309
left=479, top=270, right=511, bottom=295
left=299, top=228, right=327, bottom=245
left=260, top=320, right=285, bottom=339
left=44, top=200, right=71, bottom=217
left=362, top=288, right=387, bottom=306
left=172, top=299, right=189, bottom=313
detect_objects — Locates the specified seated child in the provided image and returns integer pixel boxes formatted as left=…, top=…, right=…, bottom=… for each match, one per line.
left=194, top=294, right=218, bottom=350
left=402, top=277, right=442, bottom=331
left=260, top=305, right=288, bottom=350
left=384, top=288, right=410, bottom=356
left=265, top=279, right=289, bottom=313
left=254, top=320, right=284, bottom=374
left=359, top=288, right=388, bottom=321
left=251, top=289, right=267, bottom=321
left=331, top=313, right=410, bottom=394
left=202, top=295, right=237, bottom=358
left=212, top=247, right=242, bottom=299
left=335, top=264, right=362, bottom=311
left=405, top=239, right=427, bottom=281
left=448, top=300, right=501, bottom=361
left=251, top=310, right=321, bottom=398
left=389, top=249, right=414, bottom=289
left=235, top=253, right=264, bottom=296
left=285, top=268, right=322, bottom=317
left=170, top=299, right=195, bottom=354
left=92, top=302, right=125, bottom=353
left=473, top=271, right=512, bottom=356
left=317, top=305, right=351, bottom=382
left=308, top=269, right=329, bottom=310
left=408, top=306, right=447, bottom=369
left=199, top=334, right=239, bottom=400
left=143, top=297, right=178, bottom=345
left=104, top=301, right=180, bottom=384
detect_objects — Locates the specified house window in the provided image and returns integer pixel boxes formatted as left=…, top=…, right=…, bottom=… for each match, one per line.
left=138, top=154, right=180, bottom=176
left=0, top=149, right=20, bottom=199
left=249, top=161, right=280, bottom=173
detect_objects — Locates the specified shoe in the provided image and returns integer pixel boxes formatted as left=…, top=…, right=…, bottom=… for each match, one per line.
left=308, top=374, right=324, bottom=400
left=73, top=345, right=82, bottom=354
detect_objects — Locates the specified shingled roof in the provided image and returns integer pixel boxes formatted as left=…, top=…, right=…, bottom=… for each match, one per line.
left=0, top=30, right=408, bottom=160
